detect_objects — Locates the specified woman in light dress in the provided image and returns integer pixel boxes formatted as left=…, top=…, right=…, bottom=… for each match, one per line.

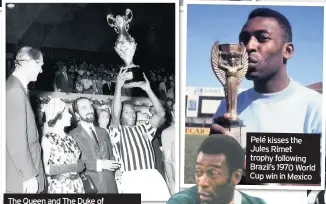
left=41, top=97, right=85, bottom=193
left=97, top=107, right=122, bottom=193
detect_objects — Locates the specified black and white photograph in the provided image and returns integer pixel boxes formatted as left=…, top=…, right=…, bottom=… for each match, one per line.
left=5, top=2, right=178, bottom=202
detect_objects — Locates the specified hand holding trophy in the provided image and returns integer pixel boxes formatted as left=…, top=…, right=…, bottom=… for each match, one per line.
left=116, top=68, right=133, bottom=89
left=211, top=41, right=248, bottom=148
left=123, top=73, right=151, bottom=91
left=107, top=8, right=144, bottom=86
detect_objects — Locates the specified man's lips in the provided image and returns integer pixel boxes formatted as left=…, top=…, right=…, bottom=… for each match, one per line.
left=248, top=56, right=258, bottom=68
left=248, top=56, right=258, bottom=63
left=199, top=192, right=213, bottom=201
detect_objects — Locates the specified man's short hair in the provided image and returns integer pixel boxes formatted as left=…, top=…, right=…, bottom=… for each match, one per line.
left=14, top=46, right=43, bottom=68
left=247, top=8, right=292, bottom=43
left=198, top=134, right=245, bottom=174
left=72, top=97, right=91, bottom=114
left=122, top=100, right=134, bottom=108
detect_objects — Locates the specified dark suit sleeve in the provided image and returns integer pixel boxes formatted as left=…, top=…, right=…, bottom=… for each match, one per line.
left=71, top=130, right=99, bottom=172
left=69, top=76, right=74, bottom=88
left=6, top=87, right=38, bottom=181
left=56, top=74, right=61, bottom=89
left=83, top=160, right=97, bottom=172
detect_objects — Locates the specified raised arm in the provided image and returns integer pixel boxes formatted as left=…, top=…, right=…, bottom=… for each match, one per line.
left=147, top=86, right=166, bottom=128
left=124, top=73, right=165, bottom=128
left=111, top=69, right=130, bottom=127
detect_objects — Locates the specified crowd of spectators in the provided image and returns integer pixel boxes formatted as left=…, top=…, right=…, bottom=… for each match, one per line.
left=48, top=60, right=175, bottom=102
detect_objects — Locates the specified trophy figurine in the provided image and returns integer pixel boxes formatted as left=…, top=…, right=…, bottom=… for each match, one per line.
left=211, top=41, right=248, bottom=146
left=107, top=9, right=144, bottom=85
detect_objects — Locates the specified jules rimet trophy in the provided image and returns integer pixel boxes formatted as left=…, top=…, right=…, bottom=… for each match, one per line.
left=211, top=41, right=248, bottom=146
left=107, top=9, right=144, bottom=84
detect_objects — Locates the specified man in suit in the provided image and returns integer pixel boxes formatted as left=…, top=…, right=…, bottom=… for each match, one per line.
left=70, top=97, right=120, bottom=193
left=102, top=75, right=114, bottom=95
left=6, top=46, right=45, bottom=193
left=56, top=64, right=74, bottom=93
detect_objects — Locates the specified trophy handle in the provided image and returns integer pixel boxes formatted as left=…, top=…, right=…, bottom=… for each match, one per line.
left=125, top=9, right=133, bottom=23
left=107, top=14, right=116, bottom=28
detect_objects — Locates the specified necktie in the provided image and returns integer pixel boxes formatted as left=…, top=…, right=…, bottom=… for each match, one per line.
left=64, top=73, right=68, bottom=82
left=89, top=127, right=99, bottom=146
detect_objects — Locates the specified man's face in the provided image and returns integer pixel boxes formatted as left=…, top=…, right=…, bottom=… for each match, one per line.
left=239, top=17, right=285, bottom=81
left=196, top=152, right=235, bottom=204
left=76, top=99, right=95, bottom=123
left=28, top=55, right=44, bottom=82
left=121, top=104, right=136, bottom=126
left=62, top=66, right=67, bottom=72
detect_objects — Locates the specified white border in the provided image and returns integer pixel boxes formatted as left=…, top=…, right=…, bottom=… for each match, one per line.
left=2, top=1, right=179, bottom=204
left=1, top=7, right=4, bottom=204
left=180, top=0, right=326, bottom=191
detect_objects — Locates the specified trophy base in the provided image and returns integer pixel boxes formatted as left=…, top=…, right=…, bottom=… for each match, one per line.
left=123, top=65, right=145, bottom=84
left=217, top=119, right=246, bottom=149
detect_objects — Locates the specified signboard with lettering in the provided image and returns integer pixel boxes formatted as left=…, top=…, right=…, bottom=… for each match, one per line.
left=185, top=127, right=210, bottom=135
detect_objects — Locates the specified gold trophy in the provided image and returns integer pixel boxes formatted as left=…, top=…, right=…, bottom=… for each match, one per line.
left=211, top=41, right=248, bottom=146
left=107, top=9, right=144, bottom=85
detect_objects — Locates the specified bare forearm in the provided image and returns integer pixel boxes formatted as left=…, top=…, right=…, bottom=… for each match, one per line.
left=146, top=89, right=165, bottom=117
left=112, top=85, right=122, bottom=126
left=164, top=160, right=175, bottom=194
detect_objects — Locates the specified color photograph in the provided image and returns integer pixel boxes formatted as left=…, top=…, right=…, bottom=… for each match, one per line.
left=181, top=0, right=325, bottom=190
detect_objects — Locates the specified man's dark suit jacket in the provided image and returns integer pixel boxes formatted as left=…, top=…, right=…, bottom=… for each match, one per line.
left=6, top=75, right=45, bottom=193
left=56, top=72, right=74, bottom=93
left=70, top=125, right=118, bottom=193
left=102, top=82, right=115, bottom=95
